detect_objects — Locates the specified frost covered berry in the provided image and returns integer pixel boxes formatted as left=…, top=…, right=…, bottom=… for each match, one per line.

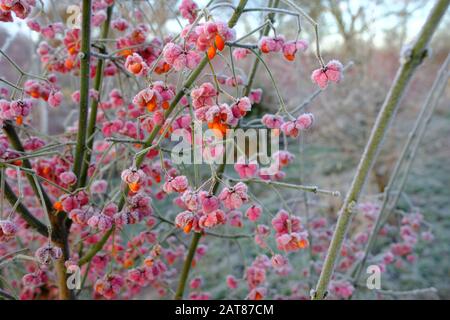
left=114, top=210, right=141, bottom=228
left=22, top=270, right=47, bottom=288
left=198, top=209, right=226, bottom=229
left=1, top=99, right=33, bottom=125
left=226, top=275, right=238, bottom=289
left=181, top=190, right=200, bottom=211
left=199, top=192, right=220, bottom=213
left=179, top=0, right=198, bottom=24
left=234, top=157, right=258, bottom=179
left=245, top=205, right=262, bottom=222
left=282, top=39, right=308, bottom=61
left=125, top=53, right=149, bottom=77
left=48, top=91, right=63, bottom=108
left=163, top=175, right=189, bottom=193
left=59, top=171, right=77, bottom=186
left=191, top=82, right=217, bottom=117
left=219, top=182, right=249, bottom=210
left=275, top=232, right=309, bottom=252
left=249, top=88, right=263, bottom=104
left=259, top=36, right=285, bottom=53
left=162, top=42, right=201, bottom=71
left=189, top=276, right=203, bottom=289
left=233, top=48, right=250, bottom=60
left=87, top=212, right=114, bottom=231
left=262, top=114, right=284, bottom=129
left=112, top=18, right=129, bottom=31
left=228, top=210, right=243, bottom=228
left=280, top=120, right=299, bottom=138
left=329, top=280, right=354, bottom=299
left=121, top=168, right=146, bottom=193
left=69, top=207, right=94, bottom=226
left=231, top=97, right=252, bottom=118
left=296, top=113, right=314, bottom=130
left=273, top=150, right=295, bottom=168
left=272, top=210, right=302, bottom=235
left=91, top=179, right=108, bottom=194
left=175, top=210, right=196, bottom=233
left=271, top=210, right=309, bottom=252
left=132, top=87, right=161, bottom=112
left=94, top=274, right=125, bottom=299
left=280, top=113, right=314, bottom=137
left=271, top=254, right=288, bottom=269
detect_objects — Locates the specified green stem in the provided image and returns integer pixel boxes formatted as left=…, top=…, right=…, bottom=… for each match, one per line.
left=312, top=0, right=449, bottom=300
left=73, top=0, right=92, bottom=182
left=78, top=227, right=114, bottom=266
left=79, top=4, right=114, bottom=187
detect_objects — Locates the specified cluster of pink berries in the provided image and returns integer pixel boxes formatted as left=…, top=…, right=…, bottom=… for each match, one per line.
left=181, top=20, right=235, bottom=59
left=190, top=82, right=253, bottom=136
left=272, top=210, right=309, bottom=252
left=179, top=0, right=198, bottom=24
left=0, top=219, right=18, bottom=241
left=311, top=60, right=344, bottom=89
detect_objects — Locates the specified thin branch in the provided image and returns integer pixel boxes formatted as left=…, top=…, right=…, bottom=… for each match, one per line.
left=227, top=177, right=341, bottom=197
left=376, top=287, right=437, bottom=297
